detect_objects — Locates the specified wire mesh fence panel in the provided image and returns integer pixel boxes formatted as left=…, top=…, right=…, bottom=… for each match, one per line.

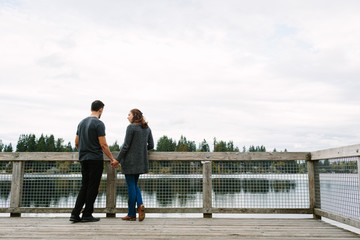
left=0, top=161, right=11, bottom=208
left=2, top=151, right=360, bottom=220
left=316, top=157, right=360, bottom=220
left=20, top=161, right=107, bottom=208
left=212, top=160, right=309, bottom=208
left=116, top=161, right=203, bottom=208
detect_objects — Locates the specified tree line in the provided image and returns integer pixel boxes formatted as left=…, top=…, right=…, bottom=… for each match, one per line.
left=0, top=141, right=13, bottom=152
left=0, top=134, right=288, bottom=153
left=0, top=134, right=120, bottom=153
left=1, top=133, right=290, bottom=174
left=155, top=135, right=287, bottom=152
left=15, top=134, right=74, bottom=152
left=1, top=134, right=353, bottom=174
left=6, top=134, right=345, bottom=175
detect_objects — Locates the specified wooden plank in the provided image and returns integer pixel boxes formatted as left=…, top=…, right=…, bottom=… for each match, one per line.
left=0, top=207, right=312, bottom=214
left=307, top=160, right=318, bottom=218
left=0, top=208, right=127, bottom=214
left=357, top=157, right=360, bottom=193
left=105, top=161, right=117, bottom=217
left=0, top=152, right=310, bottom=162
left=202, top=161, right=212, bottom=218
left=0, top=218, right=358, bottom=240
left=313, top=160, right=322, bottom=219
left=311, top=144, right=360, bottom=160
left=149, top=152, right=310, bottom=161
left=0, top=152, right=79, bottom=161
left=0, top=207, right=203, bottom=214
left=9, top=161, right=24, bottom=217
left=2, top=146, right=360, bottom=162
left=314, top=208, right=360, bottom=229
left=212, top=208, right=312, bottom=214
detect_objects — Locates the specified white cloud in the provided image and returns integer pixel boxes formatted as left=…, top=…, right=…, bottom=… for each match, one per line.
left=1, top=0, right=360, bottom=151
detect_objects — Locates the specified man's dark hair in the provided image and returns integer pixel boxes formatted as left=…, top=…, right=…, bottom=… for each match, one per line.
left=91, top=100, right=105, bottom=111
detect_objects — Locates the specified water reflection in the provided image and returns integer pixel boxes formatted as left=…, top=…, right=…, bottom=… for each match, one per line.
left=213, top=178, right=296, bottom=194
left=141, top=178, right=202, bottom=207
left=21, top=178, right=84, bottom=207
left=0, top=176, right=300, bottom=208
left=0, top=181, right=11, bottom=201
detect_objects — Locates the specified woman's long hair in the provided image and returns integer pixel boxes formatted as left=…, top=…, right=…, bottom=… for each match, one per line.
left=130, top=109, right=149, bottom=129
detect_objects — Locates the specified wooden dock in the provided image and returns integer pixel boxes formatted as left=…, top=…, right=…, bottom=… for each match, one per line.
left=0, top=217, right=359, bottom=240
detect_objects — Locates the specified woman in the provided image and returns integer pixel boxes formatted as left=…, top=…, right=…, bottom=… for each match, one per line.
left=113, top=109, right=154, bottom=221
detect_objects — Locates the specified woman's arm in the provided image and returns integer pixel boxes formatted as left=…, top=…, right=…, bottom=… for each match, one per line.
left=148, top=129, right=154, bottom=150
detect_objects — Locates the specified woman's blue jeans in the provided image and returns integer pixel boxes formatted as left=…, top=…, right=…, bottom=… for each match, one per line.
left=125, top=174, right=143, bottom=218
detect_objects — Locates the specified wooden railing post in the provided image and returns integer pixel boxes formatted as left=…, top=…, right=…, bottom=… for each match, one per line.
left=307, top=157, right=321, bottom=219
left=202, top=161, right=212, bottom=218
left=106, top=161, right=117, bottom=218
left=357, top=157, right=360, bottom=195
left=10, top=161, right=24, bottom=217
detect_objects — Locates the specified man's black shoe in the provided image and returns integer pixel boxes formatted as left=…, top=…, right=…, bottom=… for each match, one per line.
left=69, top=214, right=81, bottom=222
left=81, top=216, right=100, bottom=222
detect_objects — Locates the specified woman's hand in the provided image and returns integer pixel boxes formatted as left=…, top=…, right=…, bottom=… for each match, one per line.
left=111, top=159, right=119, bottom=168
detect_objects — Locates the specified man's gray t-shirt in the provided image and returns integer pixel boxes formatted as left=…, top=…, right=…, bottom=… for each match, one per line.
left=76, top=117, right=106, bottom=161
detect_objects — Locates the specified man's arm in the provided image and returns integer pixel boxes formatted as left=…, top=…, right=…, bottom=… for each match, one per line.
left=75, top=135, right=79, bottom=150
left=98, top=136, right=117, bottom=164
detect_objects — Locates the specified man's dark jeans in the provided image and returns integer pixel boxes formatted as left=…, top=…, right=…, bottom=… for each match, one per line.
left=71, top=160, right=104, bottom=217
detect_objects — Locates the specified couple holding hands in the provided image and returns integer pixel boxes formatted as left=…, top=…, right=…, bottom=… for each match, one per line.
left=70, top=100, right=154, bottom=223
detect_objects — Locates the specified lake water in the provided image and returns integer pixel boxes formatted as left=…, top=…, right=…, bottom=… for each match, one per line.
left=0, top=174, right=310, bottom=209
left=0, top=173, right=359, bottom=220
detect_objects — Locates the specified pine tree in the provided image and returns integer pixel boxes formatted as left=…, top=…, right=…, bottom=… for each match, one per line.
left=176, top=136, right=196, bottom=152
left=199, top=139, right=210, bottom=152
left=4, top=143, right=13, bottom=152
left=109, top=141, right=120, bottom=151
left=260, top=145, right=266, bottom=152
left=227, top=141, right=234, bottom=152
left=55, top=138, right=65, bottom=152
left=156, top=136, right=176, bottom=151
left=248, top=145, right=266, bottom=152
left=36, top=134, right=46, bottom=152
left=176, top=136, right=189, bottom=152
left=65, top=142, right=73, bottom=152
left=46, top=135, right=56, bottom=152
left=188, top=141, right=196, bottom=152
left=214, top=140, right=227, bottom=152
left=27, top=134, right=36, bottom=152
left=16, top=134, right=28, bottom=152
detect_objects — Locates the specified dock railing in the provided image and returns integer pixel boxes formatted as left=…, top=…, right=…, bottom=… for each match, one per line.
left=0, top=145, right=359, bottom=229
left=310, top=144, right=360, bottom=228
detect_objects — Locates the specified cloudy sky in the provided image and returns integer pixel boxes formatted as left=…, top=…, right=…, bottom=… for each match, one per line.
left=1, top=0, right=360, bottom=152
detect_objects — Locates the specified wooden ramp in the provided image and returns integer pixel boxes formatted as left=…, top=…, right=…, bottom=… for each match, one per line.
left=0, top=217, right=359, bottom=240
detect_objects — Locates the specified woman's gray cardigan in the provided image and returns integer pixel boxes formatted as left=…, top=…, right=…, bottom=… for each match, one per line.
left=116, top=123, right=154, bottom=174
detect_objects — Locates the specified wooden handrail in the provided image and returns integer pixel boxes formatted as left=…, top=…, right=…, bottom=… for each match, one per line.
left=0, top=151, right=310, bottom=161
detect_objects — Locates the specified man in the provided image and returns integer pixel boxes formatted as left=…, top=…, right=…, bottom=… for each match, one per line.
left=70, top=100, right=116, bottom=223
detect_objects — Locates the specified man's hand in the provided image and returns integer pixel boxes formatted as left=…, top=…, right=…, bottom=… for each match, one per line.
left=111, top=159, right=119, bottom=168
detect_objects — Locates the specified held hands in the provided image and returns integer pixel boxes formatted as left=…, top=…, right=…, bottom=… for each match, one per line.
left=110, top=158, right=119, bottom=168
